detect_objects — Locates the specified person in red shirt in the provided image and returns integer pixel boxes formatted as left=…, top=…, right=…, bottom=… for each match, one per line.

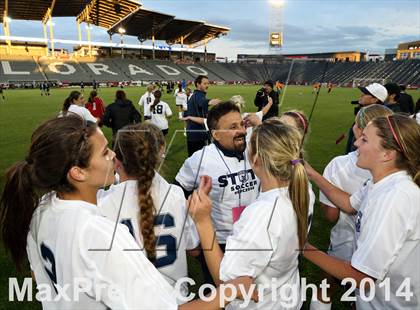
left=85, top=91, right=105, bottom=126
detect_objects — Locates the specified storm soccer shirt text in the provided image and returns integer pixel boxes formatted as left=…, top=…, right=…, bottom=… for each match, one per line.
left=176, top=143, right=260, bottom=243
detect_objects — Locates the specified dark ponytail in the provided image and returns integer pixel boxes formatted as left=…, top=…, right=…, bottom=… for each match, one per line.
left=1, top=161, right=38, bottom=270
left=151, top=90, right=162, bottom=113
left=62, top=91, right=81, bottom=115
left=0, top=116, right=97, bottom=270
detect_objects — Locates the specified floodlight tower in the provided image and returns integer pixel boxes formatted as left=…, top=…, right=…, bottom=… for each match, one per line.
left=118, top=27, right=126, bottom=59
left=268, top=0, right=285, bottom=51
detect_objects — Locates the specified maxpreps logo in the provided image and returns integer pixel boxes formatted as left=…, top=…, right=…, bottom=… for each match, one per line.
left=217, top=169, right=258, bottom=194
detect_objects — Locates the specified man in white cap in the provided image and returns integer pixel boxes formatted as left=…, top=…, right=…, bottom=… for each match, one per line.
left=345, top=83, right=388, bottom=153
left=358, top=82, right=388, bottom=106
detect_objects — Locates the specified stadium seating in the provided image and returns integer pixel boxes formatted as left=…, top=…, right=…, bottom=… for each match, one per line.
left=0, top=56, right=46, bottom=83
left=0, top=55, right=419, bottom=87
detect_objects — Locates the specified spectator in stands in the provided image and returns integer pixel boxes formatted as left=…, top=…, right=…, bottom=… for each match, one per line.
left=103, top=90, right=141, bottom=145
left=138, top=84, right=155, bottom=121
left=254, top=80, right=279, bottom=121
left=85, top=91, right=106, bottom=126
left=345, top=83, right=388, bottom=154
left=150, top=90, right=173, bottom=136
left=80, top=81, right=85, bottom=93
left=185, top=75, right=221, bottom=156
left=58, top=90, right=96, bottom=123
left=384, top=83, right=402, bottom=113
left=398, top=85, right=414, bottom=114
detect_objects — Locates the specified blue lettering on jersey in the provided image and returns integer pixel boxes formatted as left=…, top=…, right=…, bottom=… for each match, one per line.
left=120, top=219, right=135, bottom=238
left=119, top=214, right=177, bottom=268
left=355, top=211, right=363, bottom=233
left=154, top=214, right=177, bottom=268
left=153, top=105, right=163, bottom=114
left=40, top=242, right=57, bottom=293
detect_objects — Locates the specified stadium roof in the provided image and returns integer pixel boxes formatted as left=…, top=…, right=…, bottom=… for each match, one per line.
left=108, top=11, right=229, bottom=46
left=0, top=0, right=91, bottom=22
left=76, top=0, right=141, bottom=29
left=182, top=23, right=230, bottom=46
left=154, top=18, right=205, bottom=44
left=1, top=0, right=229, bottom=46
left=107, top=7, right=175, bottom=40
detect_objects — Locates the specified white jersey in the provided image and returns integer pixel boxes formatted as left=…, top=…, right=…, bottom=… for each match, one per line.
left=349, top=171, right=420, bottom=309
left=27, top=192, right=177, bottom=310
left=176, top=143, right=260, bottom=243
left=138, top=91, right=155, bottom=118
left=220, top=187, right=315, bottom=309
left=414, top=112, right=420, bottom=125
left=150, top=100, right=172, bottom=130
left=98, top=173, right=199, bottom=298
left=58, top=104, right=97, bottom=123
left=174, top=89, right=188, bottom=110
left=319, top=151, right=371, bottom=261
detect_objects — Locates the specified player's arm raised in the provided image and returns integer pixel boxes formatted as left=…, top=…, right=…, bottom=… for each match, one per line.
left=304, top=161, right=356, bottom=215
left=187, top=176, right=224, bottom=286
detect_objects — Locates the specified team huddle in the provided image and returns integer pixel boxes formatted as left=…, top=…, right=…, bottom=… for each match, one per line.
left=0, top=79, right=419, bottom=310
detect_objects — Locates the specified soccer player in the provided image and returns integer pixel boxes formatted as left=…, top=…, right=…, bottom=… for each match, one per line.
left=58, top=90, right=97, bottom=122
left=138, top=84, right=155, bottom=120
left=80, top=80, right=84, bottom=93
left=85, top=90, right=106, bottom=125
left=310, top=104, right=393, bottom=310
left=149, top=90, right=172, bottom=136
left=187, top=119, right=315, bottom=309
left=99, top=123, right=200, bottom=299
left=176, top=101, right=260, bottom=285
left=304, top=114, right=420, bottom=309
left=0, top=84, right=5, bottom=102
left=0, top=116, right=256, bottom=309
left=279, top=110, right=309, bottom=139
left=327, top=82, right=333, bottom=94
left=174, top=83, right=188, bottom=119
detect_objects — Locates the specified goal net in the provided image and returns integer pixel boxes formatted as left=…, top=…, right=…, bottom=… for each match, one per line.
left=352, top=78, right=386, bottom=88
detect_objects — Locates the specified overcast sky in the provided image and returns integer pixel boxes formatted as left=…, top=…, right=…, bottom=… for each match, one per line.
left=1, top=0, right=419, bottom=60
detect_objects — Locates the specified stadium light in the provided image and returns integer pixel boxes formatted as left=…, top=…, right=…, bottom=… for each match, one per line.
left=118, top=27, right=126, bottom=34
left=269, top=0, right=285, bottom=7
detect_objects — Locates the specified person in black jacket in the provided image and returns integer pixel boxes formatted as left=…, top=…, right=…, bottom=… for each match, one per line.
left=103, top=90, right=141, bottom=146
left=398, top=85, right=415, bottom=114
left=254, top=80, right=279, bottom=121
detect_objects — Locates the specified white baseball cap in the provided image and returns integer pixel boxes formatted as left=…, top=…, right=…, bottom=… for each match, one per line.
left=359, top=83, right=388, bottom=103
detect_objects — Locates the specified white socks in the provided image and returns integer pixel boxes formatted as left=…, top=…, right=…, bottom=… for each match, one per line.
left=178, top=112, right=183, bottom=119
left=310, top=299, right=332, bottom=310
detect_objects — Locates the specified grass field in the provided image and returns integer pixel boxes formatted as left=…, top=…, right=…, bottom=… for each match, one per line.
left=0, top=85, right=417, bottom=309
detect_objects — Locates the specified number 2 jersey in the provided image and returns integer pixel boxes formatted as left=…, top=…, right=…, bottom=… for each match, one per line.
left=27, top=192, right=178, bottom=310
left=98, top=173, right=199, bottom=297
